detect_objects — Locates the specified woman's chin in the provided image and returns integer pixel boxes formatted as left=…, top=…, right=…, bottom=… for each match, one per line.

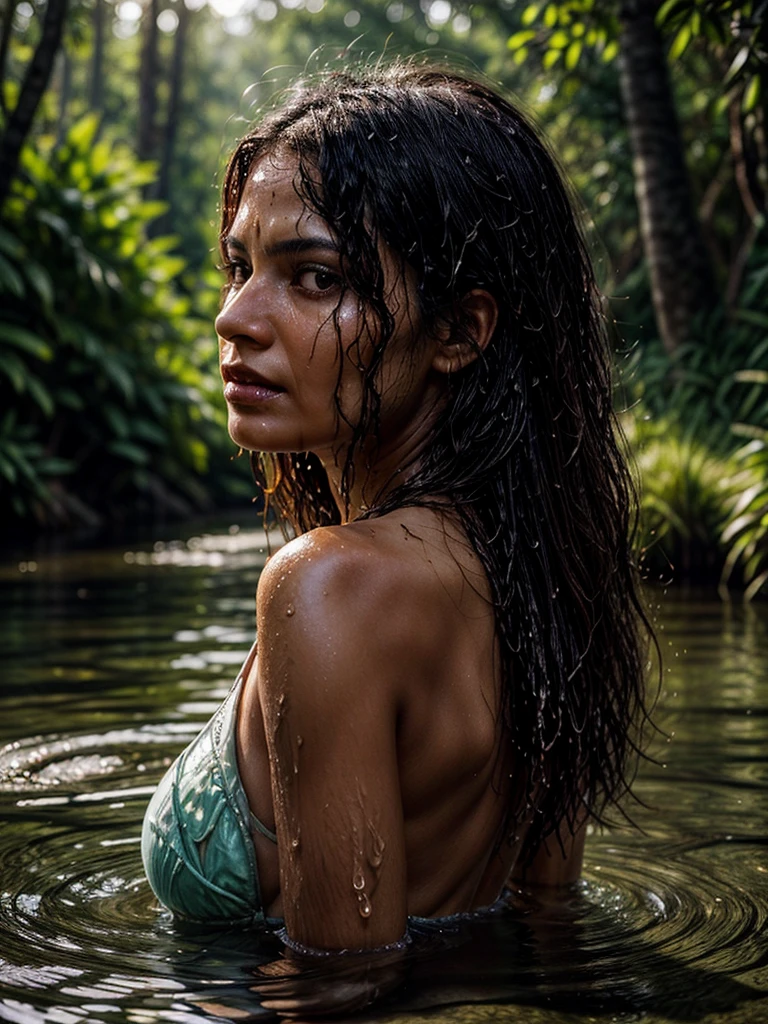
left=226, top=411, right=268, bottom=453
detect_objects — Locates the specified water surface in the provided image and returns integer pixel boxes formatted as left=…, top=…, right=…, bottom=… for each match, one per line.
left=0, top=523, right=766, bottom=1023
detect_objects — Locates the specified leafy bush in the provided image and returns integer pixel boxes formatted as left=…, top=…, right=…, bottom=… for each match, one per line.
left=626, top=413, right=743, bottom=583
left=0, top=115, right=248, bottom=528
left=629, top=236, right=768, bottom=451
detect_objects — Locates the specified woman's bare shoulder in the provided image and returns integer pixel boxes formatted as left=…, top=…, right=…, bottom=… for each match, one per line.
left=255, top=511, right=477, bottom=698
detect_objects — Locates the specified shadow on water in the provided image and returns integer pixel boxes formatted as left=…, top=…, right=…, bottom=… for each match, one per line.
left=0, top=521, right=766, bottom=1023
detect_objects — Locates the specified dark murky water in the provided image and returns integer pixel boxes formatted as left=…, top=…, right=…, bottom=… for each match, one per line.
left=0, top=522, right=766, bottom=1023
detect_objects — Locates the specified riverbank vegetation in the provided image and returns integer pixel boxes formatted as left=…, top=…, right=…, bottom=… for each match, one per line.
left=1, top=0, right=767, bottom=592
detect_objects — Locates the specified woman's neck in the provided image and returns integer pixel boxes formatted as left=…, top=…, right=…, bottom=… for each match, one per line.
left=317, top=405, right=443, bottom=523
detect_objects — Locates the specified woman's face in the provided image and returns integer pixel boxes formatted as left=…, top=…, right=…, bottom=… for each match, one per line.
left=215, top=151, right=441, bottom=460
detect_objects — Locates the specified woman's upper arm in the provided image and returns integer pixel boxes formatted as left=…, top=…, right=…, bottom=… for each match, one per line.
left=256, top=534, right=407, bottom=952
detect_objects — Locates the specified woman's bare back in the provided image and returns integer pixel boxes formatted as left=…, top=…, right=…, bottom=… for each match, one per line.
left=236, top=506, right=519, bottom=944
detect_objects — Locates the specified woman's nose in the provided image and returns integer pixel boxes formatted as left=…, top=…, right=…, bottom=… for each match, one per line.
left=215, top=280, right=274, bottom=348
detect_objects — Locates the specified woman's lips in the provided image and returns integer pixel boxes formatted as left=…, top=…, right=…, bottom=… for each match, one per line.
left=223, top=380, right=283, bottom=405
left=221, top=365, right=284, bottom=405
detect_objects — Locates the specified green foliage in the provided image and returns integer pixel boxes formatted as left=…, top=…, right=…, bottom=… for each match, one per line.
left=627, top=238, right=768, bottom=594
left=720, top=430, right=768, bottom=598
left=0, top=115, right=243, bottom=528
left=631, top=238, right=768, bottom=446
left=507, top=2, right=619, bottom=73
left=628, top=413, right=744, bottom=582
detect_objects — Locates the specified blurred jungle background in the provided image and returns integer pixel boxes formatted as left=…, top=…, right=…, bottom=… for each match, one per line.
left=1, top=0, right=767, bottom=594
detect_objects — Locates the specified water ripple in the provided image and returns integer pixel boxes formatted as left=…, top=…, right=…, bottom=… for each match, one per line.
left=0, top=550, right=766, bottom=1022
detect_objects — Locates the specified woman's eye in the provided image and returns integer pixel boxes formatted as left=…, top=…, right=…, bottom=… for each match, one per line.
left=297, top=268, right=340, bottom=294
left=221, top=259, right=249, bottom=287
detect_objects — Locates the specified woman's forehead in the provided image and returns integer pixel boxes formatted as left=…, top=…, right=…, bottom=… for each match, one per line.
left=230, top=151, right=329, bottom=244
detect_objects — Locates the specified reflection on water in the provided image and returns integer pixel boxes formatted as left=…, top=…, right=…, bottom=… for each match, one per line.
left=0, top=522, right=766, bottom=1024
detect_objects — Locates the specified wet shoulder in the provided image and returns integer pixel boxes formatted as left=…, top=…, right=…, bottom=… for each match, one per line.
left=255, top=513, right=468, bottom=697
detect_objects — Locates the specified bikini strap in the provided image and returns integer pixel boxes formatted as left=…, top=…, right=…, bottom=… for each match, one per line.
left=250, top=811, right=278, bottom=844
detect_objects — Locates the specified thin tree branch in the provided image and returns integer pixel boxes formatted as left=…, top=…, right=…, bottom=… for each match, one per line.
left=0, top=0, right=69, bottom=212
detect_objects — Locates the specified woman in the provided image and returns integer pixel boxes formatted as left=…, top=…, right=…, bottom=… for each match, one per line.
left=142, top=62, right=652, bottom=956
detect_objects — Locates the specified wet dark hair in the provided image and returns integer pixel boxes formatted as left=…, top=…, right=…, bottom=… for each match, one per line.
left=220, top=61, right=655, bottom=861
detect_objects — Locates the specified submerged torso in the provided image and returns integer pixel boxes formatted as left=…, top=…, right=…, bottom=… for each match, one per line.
left=144, top=507, right=520, bottom=926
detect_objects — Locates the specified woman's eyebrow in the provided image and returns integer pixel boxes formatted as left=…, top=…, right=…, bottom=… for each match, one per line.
left=223, top=234, right=340, bottom=257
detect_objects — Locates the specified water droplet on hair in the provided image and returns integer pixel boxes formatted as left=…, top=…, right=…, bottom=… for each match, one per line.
left=357, top=892, right=372, bottom=918
left=285, top=604, right=295, bottom=617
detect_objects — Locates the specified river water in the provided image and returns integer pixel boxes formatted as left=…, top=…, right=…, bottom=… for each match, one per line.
left=0, top=521, right=766, bottom=1024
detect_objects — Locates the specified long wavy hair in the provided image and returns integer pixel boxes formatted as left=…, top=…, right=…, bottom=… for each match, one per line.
left=220, top=62, right=655, bottom=861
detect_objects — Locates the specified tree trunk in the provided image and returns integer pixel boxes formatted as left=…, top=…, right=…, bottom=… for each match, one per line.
left=617, top=0, right=717, bottom=354
left=157, top=0, right=190, bottom=206
left=137, top=0, right=160, bottom=162
left=0, top=0, right=69, bottom=213
left=0, top=0, right=19, bottom=120
left=89, top=0, right=105, bottom=112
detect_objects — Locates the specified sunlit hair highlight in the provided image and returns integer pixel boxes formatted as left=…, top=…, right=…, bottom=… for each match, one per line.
left=220, top=61, right=656, bottom=860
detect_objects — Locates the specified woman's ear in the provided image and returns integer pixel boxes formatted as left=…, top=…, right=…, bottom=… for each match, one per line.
left=431, top=289, right=499, bottom=375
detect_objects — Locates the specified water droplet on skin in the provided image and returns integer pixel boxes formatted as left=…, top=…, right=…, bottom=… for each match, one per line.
left=285, top=604, right=295, bottom=617
left=357, top=892, right=372, bottom=918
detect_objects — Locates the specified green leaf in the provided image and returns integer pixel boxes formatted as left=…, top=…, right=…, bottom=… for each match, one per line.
left=37, top=457, right=76, bottom=476
left=0, top=227, right=24, bottom=259
left=656, top=0, right=688, bottom=27
left=23, top=262, right=54, bottom=308
left=743, top=75, right=761, bottom=113
left=733, top=309, right=768, bottom=329
left=90, top=139, right=111, bottom=176
left=565, top=40, right=582, bottom=69
left=103, top=403, right=131, bottom=439
left=55, top=388, right=85, bottom=411
left=132, top=418, right=168, bottom=445
left=68, top=113, right=100, bottom=152
left=508, top=29, right=536, bottom=49
left=26, top=375, right=54, bottom=417
left=102, top=359, right=136, bottom=403
left=36, top=209, right=71, bottom=241
left=0, top=450, right=18, bottom=483
left=0, top=254, right=25, bottom=297
left=668, top=22, right=692, bottom=60
left=108, top=440, right=150, bottom=465
left=0, top=323, right=53, bottom=360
